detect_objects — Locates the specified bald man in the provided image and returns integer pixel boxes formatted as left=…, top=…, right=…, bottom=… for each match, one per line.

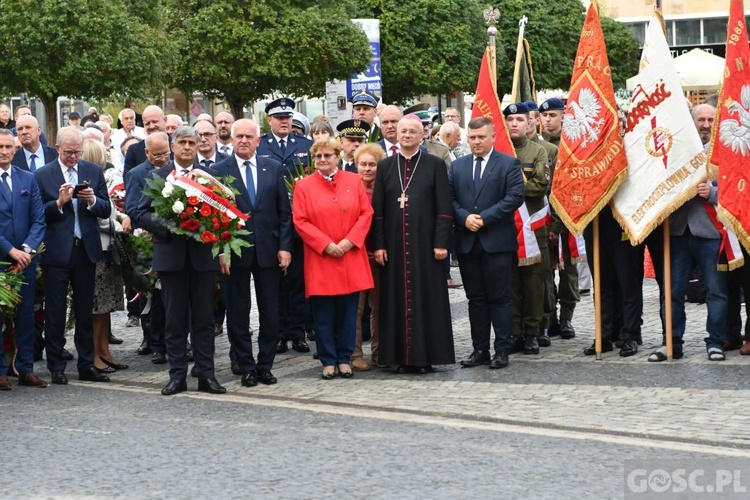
left=123, top=105, right=168, bottom=181
left=13, top=115, right=58, bottom=171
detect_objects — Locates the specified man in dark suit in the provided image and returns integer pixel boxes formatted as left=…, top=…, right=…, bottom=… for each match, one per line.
left=376, top=105, right=402, bottom=156
left=123, top=105, right=168, bottom=184
left=13, top=115, right=57, bottom=171
left=125, top=131, right=171, bottom=364
left=214, top=119, right=292, bottom=387
left=0, top=130, right=47, bottom=389
left=11, top=106, right=48, bottom=146
left=34, top=126, right=111, bottom=384
left=449, top=117, right=525, bottom=369
left=193, top=119, right=228, bottom=169
left=257, top=97, right=313, bottom=354
left=134, top=126, right=224, bottom=396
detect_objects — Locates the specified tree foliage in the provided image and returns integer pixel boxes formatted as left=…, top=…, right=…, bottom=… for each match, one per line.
left=0, top=0, right=170, bottom=138
left=167, top=0, right=372, bottom=117
left=351, top=0, right=639, bottom=102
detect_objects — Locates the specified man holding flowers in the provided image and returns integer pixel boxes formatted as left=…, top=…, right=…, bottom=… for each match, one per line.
left=135, top=126, right=226, bottom=396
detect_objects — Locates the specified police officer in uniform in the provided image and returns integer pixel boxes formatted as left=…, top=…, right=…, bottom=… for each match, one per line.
left=336, top=119, right=369, bottom=173
left=525, top=101, right=558, bottom=347
left=350, top=90, right=381, bottom=142
left=504, top=103, right=549, bottom=355
left=257, top=97, right=313, bottom=354
left=539, top=97, right=579, bottom=340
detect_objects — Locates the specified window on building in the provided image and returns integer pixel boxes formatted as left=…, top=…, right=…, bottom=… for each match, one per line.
left=675, top=19, right=700, bottom=46
left=665, top=21, right=675, bottom=46
left=628, top=22, right=646, bottom=46
left=703, top=18, right=728, bottom=44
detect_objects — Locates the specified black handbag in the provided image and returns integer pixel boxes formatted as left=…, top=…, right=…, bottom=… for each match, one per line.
left=105, top=219, right=127, bottom=266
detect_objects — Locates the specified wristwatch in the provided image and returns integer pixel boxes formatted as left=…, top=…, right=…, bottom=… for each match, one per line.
left=22, top=244, right=36, bottom=255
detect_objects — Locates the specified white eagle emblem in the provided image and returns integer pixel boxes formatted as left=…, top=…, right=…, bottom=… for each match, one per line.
left=562, top=88, right=604, bottom=148
left=719, top=84, right=750, bottom=157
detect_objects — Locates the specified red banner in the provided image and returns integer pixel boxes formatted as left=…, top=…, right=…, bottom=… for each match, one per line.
left=471, top=48, right=514, bottom=156
left=712, top=0, right=750, bottom=252
left=548, top=4, right=628, bottom=235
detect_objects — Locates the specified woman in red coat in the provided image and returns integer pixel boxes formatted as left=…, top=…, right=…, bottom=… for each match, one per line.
left=293, top=138, right=374, bottom=379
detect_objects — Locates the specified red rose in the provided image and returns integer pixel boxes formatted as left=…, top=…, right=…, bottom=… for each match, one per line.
left=185, top=207, right=195, bottom=215
left=221, top=231, right=232, bottom=241
left=188, top=196, right=200, bottom=206
left=200, top=203, right=212, bottom=217
left=179, top=212, right=188, bottom=220
left=180, top=219, right=200, bottom=231
left=201, top=230, right=214, bottom=243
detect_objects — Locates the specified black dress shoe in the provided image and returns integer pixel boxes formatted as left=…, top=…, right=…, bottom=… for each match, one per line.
left=460, top=350, right=490, bottom=367
left=395, top=364, right=409, bottom=374
left=306, top=329, right=316, bottom=341
left=276, top=341, right=289, bottom=354
left=190, top=365, right=198, bottom=378
left=560, top=320, right=576, bottom=339
left=61, top=348, right=74, bottom=361
left=413, top=366, right=432, bottom=374
left=257, top=370, right=277, bottom=385
left=537, top=328, right=551, bottom=347
left=101, top=358, right=129, bottom=370
left=137, top=338, right=152, bottom=355
left=241, top=371, right=258, bottom=387
left=509, top=337, right=525, bottom=354
left=50, top=371, right=68, bottom=385
left=231, top=361, right=242, bottom=375
left=108, top=333, right=124, bottom=345
left=151, top=352, right=167, bottom=364
left=523, top=335, right=540, bottom=355
left=198, top=377, right=227, bottom=394
left=583, top=342, right=614, bottom=355
left=619, top=340, right=638, bottom=357
left=292, top=340, right=310, bottom=353
left=186, top=344, right=195, bottom=362
left=78, top=367, right=110, bottom=382
left=161, top=378, right=187, bottom=396
left=489, top=352, right=509, bottom=369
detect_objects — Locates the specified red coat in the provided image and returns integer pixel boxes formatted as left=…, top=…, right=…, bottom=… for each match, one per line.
left=293, top=170, right=374, bottom=297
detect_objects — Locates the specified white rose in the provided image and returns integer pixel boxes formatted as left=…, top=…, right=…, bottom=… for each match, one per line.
left=161, top=183, right=174, bottom=197
left=172, top=200, right=185, bottom=214
left=133, top=228, right=143, bottom=237
left=198, top=177, right=209, bottom=185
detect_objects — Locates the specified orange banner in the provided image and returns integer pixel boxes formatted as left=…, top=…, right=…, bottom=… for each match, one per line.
left=712, top=0, right=750, bottom=253
left=471, top=48, right=514, bottom=156
left=548, top=4, right=628, bottom=235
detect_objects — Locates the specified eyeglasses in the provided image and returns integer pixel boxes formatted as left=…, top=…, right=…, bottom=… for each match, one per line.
left=149, top=152, right=170, bottom=159
left=314, top=153, right=336, bottom=160
left=198, top=132, right=216, bottom=138
left=60, top=149, right=82, bottom=156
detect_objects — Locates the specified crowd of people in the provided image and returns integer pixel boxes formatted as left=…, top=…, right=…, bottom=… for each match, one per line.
left=0, top=89, right=741, bottom=395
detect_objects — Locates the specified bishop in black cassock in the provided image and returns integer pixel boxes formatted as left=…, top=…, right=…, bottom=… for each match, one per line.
left=372, top=121, right=455, bottom=371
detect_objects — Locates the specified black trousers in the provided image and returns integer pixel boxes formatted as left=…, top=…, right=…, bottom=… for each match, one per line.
left=220, top=255, right=282, bottom=372
left=43, top=242, right=96, bottom=373
left=279, top=237, right=306, bottom=342
left=727, top=245, right=750, bottom=345
left=457, top=239, right=514, bottom=354
left=159, top=265, right=216, bottom=381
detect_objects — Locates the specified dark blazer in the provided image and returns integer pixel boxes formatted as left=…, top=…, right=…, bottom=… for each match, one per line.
left=124, top=159, right=155, bottom=223
left=193, top=151, right=228, bottom=169
left=0, top=166, right=46, bottom=257
left=213, top=155, right=292, bottom=268
left=34, top=159, right=111, bottom=265
left=123, top=140, right=147, bottom=184
left=13, top=146, right=58, bottom=171
left=134, top=162, right=219, bottom=273
left=257, top=132, right=312, bottom=178
left=449, top=149, right=525, bottom=255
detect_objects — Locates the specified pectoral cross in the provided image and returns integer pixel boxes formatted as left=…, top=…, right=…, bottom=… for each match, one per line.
left=398, top=192, right=408, bottom=209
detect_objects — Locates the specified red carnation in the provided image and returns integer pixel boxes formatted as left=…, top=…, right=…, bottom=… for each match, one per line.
left=200, top=203, right=212, bottom=217
left=221, top=231, right=232, bottom=241
left=180, top=219, right=200, bottom=231
left=201, top=230, right=214, bottom=243
left=179, top=212, right=188, bottom=220
left=185, top=207, right=195, bottom=215
left=188, top=196, right=200, bottom=206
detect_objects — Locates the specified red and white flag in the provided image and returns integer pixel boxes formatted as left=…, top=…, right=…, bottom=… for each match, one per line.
left=611, top=14, right=707, bottom=245
left=548, top=4, right=628, bottom=236
left=471, top=48, right=514, bottom=156
left=713, top=0, right=750, bottom=253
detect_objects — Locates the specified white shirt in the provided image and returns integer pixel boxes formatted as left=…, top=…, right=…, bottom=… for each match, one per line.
left=235, top=154, right=257, bottom=195
left=197, top=154, right=218, bottom=166
left=383, top=139, right=399, bottom=156
left=473, top=152, right=492, bottom=177
left=218, top=143, right=233, bottom=156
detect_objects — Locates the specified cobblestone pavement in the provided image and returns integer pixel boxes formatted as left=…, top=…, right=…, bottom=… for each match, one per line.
left=4, top=277, right=750, bottom=498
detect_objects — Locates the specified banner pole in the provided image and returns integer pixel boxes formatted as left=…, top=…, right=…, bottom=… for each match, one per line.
left=594, top=216, right=603, bottom=360
left=663, top=219, right=673, bottom=360
left=483, top=7, right=501, bottom=93
left=510, top=16, right=528, bottom=102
